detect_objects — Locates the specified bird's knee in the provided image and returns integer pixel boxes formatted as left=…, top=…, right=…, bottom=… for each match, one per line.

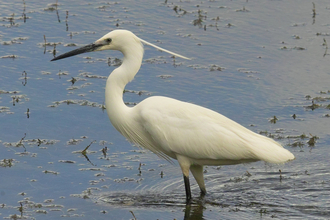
left=177, top=154, right=191, bottom=177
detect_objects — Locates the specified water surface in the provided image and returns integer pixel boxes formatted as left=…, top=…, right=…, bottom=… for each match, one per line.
left=1, top=0, right=330, bottom=219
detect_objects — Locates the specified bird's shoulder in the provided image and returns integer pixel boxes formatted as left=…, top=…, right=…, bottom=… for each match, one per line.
left=134, top=96, right=239, bottom=132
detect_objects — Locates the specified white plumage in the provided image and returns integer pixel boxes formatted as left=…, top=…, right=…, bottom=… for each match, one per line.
left=52, top=30, right=295, bottom=203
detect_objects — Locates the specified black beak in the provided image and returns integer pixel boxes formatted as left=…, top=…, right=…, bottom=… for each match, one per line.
left=51, top=43, right=101, bottom=61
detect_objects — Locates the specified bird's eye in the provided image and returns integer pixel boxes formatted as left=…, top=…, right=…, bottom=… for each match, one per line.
left=105, top=38, right=112, bottom=43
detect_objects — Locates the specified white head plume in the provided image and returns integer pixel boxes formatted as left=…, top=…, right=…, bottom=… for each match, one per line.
left=138, top=38, right=191, bottom=60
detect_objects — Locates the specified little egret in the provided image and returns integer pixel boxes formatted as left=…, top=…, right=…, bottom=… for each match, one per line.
left=51, top=30, right=295, bottom=203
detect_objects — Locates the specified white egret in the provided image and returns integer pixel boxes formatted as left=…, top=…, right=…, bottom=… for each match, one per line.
left=51, top=30, right=295, bottom=203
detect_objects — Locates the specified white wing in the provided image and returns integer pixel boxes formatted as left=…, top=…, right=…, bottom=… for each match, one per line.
left=131, top=96, right=294, bottom=164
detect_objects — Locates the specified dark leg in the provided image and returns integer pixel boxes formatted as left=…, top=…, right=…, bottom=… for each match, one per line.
left=200, top=188, right=206, bottom=196
left=184, top=175, right=192, bottom=204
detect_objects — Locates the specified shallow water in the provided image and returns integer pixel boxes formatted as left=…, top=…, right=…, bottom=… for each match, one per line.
left=1, top=0, right=330, bottom=219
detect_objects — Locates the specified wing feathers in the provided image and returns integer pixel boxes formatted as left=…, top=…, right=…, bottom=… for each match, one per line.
left=128, top=96, right=294, bottom=164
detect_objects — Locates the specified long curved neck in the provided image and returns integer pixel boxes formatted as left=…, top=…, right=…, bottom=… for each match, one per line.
left=105, top=42, right=143, bottom=133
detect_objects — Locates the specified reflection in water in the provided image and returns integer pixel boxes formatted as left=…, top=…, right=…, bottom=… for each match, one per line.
left=98, top=191, right=207, bottom=220
left=184, top=202, right=205, bottom=220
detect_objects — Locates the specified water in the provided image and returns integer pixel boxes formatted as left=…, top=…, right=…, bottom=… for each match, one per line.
left=1, top=0, right=330, bottom=219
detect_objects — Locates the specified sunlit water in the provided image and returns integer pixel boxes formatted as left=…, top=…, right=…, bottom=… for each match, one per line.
left=1, top=0, right=330, bottom=219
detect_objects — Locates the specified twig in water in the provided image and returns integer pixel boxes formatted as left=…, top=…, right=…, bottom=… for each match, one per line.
left=55, top=0, right=60, bottom=22
left=102, top=147, right=107, bottom=158
left=323, top=38, right=328, bottom=57
left=17, top=133, right=27, bottom=152
left=43, top=35, right=46, bottom=54
left=312, top=2, right=316, bottom=24
left=82, top=140, right=96, bottom=155
left=82, top=140, right=96, bottom=166
left=130, top=210, right=137, bottom=220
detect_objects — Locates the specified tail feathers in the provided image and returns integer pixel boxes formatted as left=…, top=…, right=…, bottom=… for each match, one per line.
left=258, top=147, right=295, bottom=164
left=254, top=139, right=295, bottom=164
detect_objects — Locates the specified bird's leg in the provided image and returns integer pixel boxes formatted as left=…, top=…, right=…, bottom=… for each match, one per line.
left=190, top=165, right=206, bottom=196
left=177, top=155, right=192, bottom=204
left=183, top=174, right=192, bottom=203
left=200, top=188, right=206, bottom=198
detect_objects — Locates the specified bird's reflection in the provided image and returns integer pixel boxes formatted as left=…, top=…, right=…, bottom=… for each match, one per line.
left=98, top=192, right=219, bottom=220
left=183, top=194, right=206, bottom=220
left=184, top=204, right=205, bottom=220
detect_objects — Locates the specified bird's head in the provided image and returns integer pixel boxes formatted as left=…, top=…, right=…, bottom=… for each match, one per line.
left=51, top=29, right=190, bottom=62
left=51, top=30, right=140, bottom=61
left=94, top=30, right=141, bottom=52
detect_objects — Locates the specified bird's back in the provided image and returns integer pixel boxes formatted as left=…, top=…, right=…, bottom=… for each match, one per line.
left=128, top=96, right=294, bottom=165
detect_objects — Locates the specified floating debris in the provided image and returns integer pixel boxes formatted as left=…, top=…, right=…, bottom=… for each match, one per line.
left=102, top=164, right=116, bottom=168
left=158, top=75, right=173, bottom=79
left=307, top=134, right=319, bottom=147
left=79, top=168, right=106, bottom=172
left=144, top=57, right=167, bottom=64
left=78, top=72, right=107, bottom=79
left=70, top=193, right=90, bottom=199
left=113, top=177, right=142, bottom=183
left=269, top=116, right=278, bottom=124
left=49, top=99, right=105, bottom=109
left=64, top=43, right=77, bottom=47
left=305, top=100, right=321, bottom=110
left=1, top=41, right=20, bottom=45
left=57, top=70, right=69, bottom=77
left=293, top=46, right=306, bottom=50
left=209, top=64, right=225, bottom=71
left=237, top=68, right=259, bottom=74
left=124, top=89, right=149, bottom=96
left=286, top=133, right=308, bottom=139
left=280, top=46, right=306, bottom=51
left=66, top=138, right=83, bottom=145
left=293, top=35, right=301, bottom=39
left=0, top=90, right=19, bottom=94
left=0, top=159, right=14, bottom=167
left=70, top=77, right=77, bottom=85
left=107, top=57, right=122, bottom=66
left=58, top=160, right=76, bottom=164
left=0, top=106, right=11, bottom=114
left=236, top=6, right=250, bottom=12
left=125, top=102, right=138, bottom=106
left=4, top=138, right=59, bottom=148
left=0, top=55, right=18, bottom=59
left=288, top=141, right=304, bottom=148
left=43, top=170, right=59, bottom=175
left=43, top=2, right=60, bottom=12
left=187, top=64, right=208, bottom=70
left=172, top=5, right=187, bottom=16
left=38, top=41, right=62, bottom=47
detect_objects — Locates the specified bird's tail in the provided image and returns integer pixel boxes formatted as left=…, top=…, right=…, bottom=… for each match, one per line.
left=252, top=137, right=295, bottom=164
